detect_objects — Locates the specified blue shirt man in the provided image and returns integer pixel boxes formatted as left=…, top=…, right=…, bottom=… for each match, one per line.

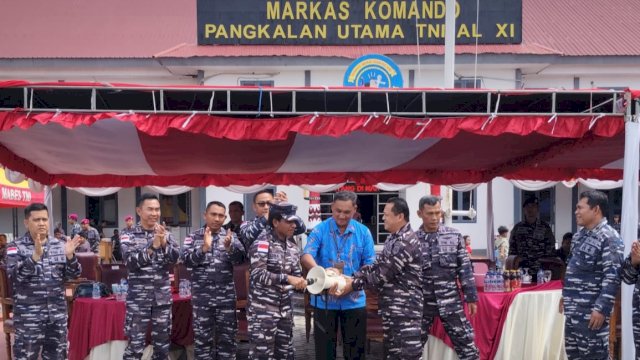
left=302, top=191, right=375, bottom=360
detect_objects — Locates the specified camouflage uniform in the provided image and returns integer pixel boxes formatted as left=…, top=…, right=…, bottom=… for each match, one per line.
left=248, top=228, right=302, bottom=360
left=86, top=226, right=101, bottom=254
left=509, top=219, right=556, bottom=281
left=223, top=221, right=243, bottom=234
left=182, top=227, right=246, bottom=360
left=352, top=223, right=423, bottom=360
left=416, top=226, right=478, bottom=360
left=6, top=233, right=81, bottom=359
left=70, top=222, right=81, bottom=238
left=563, top=219, right=623, bottom=360
left=241, top=216, right=306, bottom=253
left=120, top=226, right=180, bottom=360
left=620, top=254, right=640, bottom=358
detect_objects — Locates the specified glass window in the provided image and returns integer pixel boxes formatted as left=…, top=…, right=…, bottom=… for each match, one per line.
left=159, top=193, right=191, bottom=227
left=240, top=80, right=275, bottom=87
left=86, top=194, right=118, bottom=227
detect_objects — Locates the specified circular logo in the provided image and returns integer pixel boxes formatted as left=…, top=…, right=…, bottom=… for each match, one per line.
left=343, top=54, right=403, bottom=88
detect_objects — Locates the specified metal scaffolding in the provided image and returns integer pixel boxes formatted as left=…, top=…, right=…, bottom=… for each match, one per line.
left=0, top=84, right=629, bottom=117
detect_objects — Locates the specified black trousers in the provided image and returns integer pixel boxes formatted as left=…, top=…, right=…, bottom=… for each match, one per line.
left=314, top=307, right=367, bottom=360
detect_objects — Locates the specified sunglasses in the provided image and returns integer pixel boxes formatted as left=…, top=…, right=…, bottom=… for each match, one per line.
left=255, top=201, right=272, bottom=207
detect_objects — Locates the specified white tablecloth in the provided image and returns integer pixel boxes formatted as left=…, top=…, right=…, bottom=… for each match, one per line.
left=85, top=342, right=194, bottom=360
left=424, top=289, right=568, bottom=360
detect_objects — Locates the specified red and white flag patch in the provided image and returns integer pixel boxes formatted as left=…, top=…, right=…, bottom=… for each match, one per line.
left=120, top=235, right=130, bottom=243
left=7, top=247, right=18, bottom=255
left=184, top=237, right=193, bottom=244
left=257, top=241, right=269, bottom=253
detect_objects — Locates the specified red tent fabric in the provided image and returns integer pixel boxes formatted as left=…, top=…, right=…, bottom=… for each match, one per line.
left=0, top=83, right=629, bottom=187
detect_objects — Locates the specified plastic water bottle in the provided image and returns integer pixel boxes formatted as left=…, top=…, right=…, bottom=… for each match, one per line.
left=537, top=269, right=545, bottom=285
left=484, top=271, right=490, bottom=292
left=119, top=279, right=128, bottom=301
left=489, top=271, right=498, bottom=292
left=92, top=283, right=101, bottom=299
left=179, top=279, right=186, bottom=298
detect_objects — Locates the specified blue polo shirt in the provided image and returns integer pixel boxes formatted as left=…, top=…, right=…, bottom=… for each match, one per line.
left=303, top=218, right=376, bottom=310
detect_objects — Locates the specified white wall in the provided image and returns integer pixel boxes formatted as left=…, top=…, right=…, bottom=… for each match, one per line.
left=0, top=208, right=14, bottom=238
left=554, top=184, right=574, bottom=246
left=204, top=70, right=305, bottom=87
left=492, top=178, right=516, bottom=234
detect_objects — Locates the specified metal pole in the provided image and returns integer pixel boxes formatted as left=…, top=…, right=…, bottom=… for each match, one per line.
left=444, top=0, right=456, bottom=88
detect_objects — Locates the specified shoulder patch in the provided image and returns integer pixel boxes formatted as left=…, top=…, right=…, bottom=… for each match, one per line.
left=184, top=237, right=193, bottom=244
left=120, top=234, right=130, bottom=243
left=256, top=240, right=270, bottom=253
left=6, top=247, right=17, bottom=255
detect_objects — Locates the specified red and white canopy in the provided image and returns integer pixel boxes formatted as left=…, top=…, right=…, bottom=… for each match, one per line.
left=0, top=82, right=632, bottom=187
left=0, top=111, right=625, bottom=187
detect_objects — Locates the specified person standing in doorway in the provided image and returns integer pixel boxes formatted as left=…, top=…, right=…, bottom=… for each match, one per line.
left=301, top=191, right=376, bottom=360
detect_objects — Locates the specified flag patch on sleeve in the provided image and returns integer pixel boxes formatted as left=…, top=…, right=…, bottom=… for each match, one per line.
left=120, top=235, right=130, bottom=243
left=257, top=241, right=269, bottom=253
left=184, top=237, right=193, bottom=244
left=7, top=247, right=17, bottom=255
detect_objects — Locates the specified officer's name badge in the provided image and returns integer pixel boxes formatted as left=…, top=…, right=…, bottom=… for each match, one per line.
left=257, top=241, right=269, bottom=253
left=6, top=247, right=17, bottom=255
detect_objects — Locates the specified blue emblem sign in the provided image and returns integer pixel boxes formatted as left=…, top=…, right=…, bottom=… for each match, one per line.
left=343, top=54, right=403, bottom=88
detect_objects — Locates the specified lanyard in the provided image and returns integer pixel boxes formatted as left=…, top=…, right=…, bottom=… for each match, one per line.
left=331, top=228, right=352, bottom=262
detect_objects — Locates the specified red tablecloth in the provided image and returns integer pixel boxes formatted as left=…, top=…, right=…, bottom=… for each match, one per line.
left=429, top=280, right=563, bottom=360
left=68, top=294, right=194, bottom=360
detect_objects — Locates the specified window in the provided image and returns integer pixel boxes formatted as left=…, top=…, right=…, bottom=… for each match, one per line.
left=86, top=194, right=118, bottom=226
left=454, top=77, right=482, bottom=89
left=453, top=190, right=477, bottom=223
left=319, top=187, right=399, bottom=244
left=160, top=193, right=191, bottom=227
left=240, top=80, right=274, bottom=87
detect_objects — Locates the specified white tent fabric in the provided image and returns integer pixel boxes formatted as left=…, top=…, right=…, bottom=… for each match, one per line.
left=620, top=119, right=640, bottom=360
left=69, top=187, right=122, bottom=197
left=143, top=185, right=192, bottom=196
left=376, top=183, right=414, bottom=192
left=450, top=183, right=481, bottom=192
left=510, top=179, right=624, bottom=191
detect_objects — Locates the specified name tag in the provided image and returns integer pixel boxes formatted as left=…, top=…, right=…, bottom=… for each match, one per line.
left=579, top=244, right=598, bottom=256
left=49, top=246, right=66, bottom=264
left=438, top=236, right=458, bottom=253
left=584, top=237, right=601, bottom=249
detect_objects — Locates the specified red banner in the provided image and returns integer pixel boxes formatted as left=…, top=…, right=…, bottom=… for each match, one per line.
left=0, top=169, right=44, bottom=208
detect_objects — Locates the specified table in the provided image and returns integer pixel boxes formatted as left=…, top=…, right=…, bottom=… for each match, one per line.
left=68, top=294, right=194, bottom=360
left=425, top=280, right=566, bottom=360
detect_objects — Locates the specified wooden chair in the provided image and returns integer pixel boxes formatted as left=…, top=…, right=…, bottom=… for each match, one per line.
left=504, top=255, right=521, bottom=270
left=302, top=266, right=314, bottom=342
left=539, top=257, right=566, bottom=280
left=609, top=290, right=621, bottom=359
left=75, top=253, right=99, bottom=281
left=365, top=289, right=384, bottom=353
left=472, top=261, right=489, bottom=274
left=234, top=262, right=250, bottom=341
left=173, top=262, right=191, bottom=289
left=0, top=266, right=14, bottom=359
left=96, top=263, right=128, bottom=289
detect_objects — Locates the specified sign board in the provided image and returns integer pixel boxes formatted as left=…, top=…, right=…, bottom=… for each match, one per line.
left=343, top=54, right=403, bottom=88
left=0, top=169, right=45, bottom=208
left=197, top=0, right=522, bottom=45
